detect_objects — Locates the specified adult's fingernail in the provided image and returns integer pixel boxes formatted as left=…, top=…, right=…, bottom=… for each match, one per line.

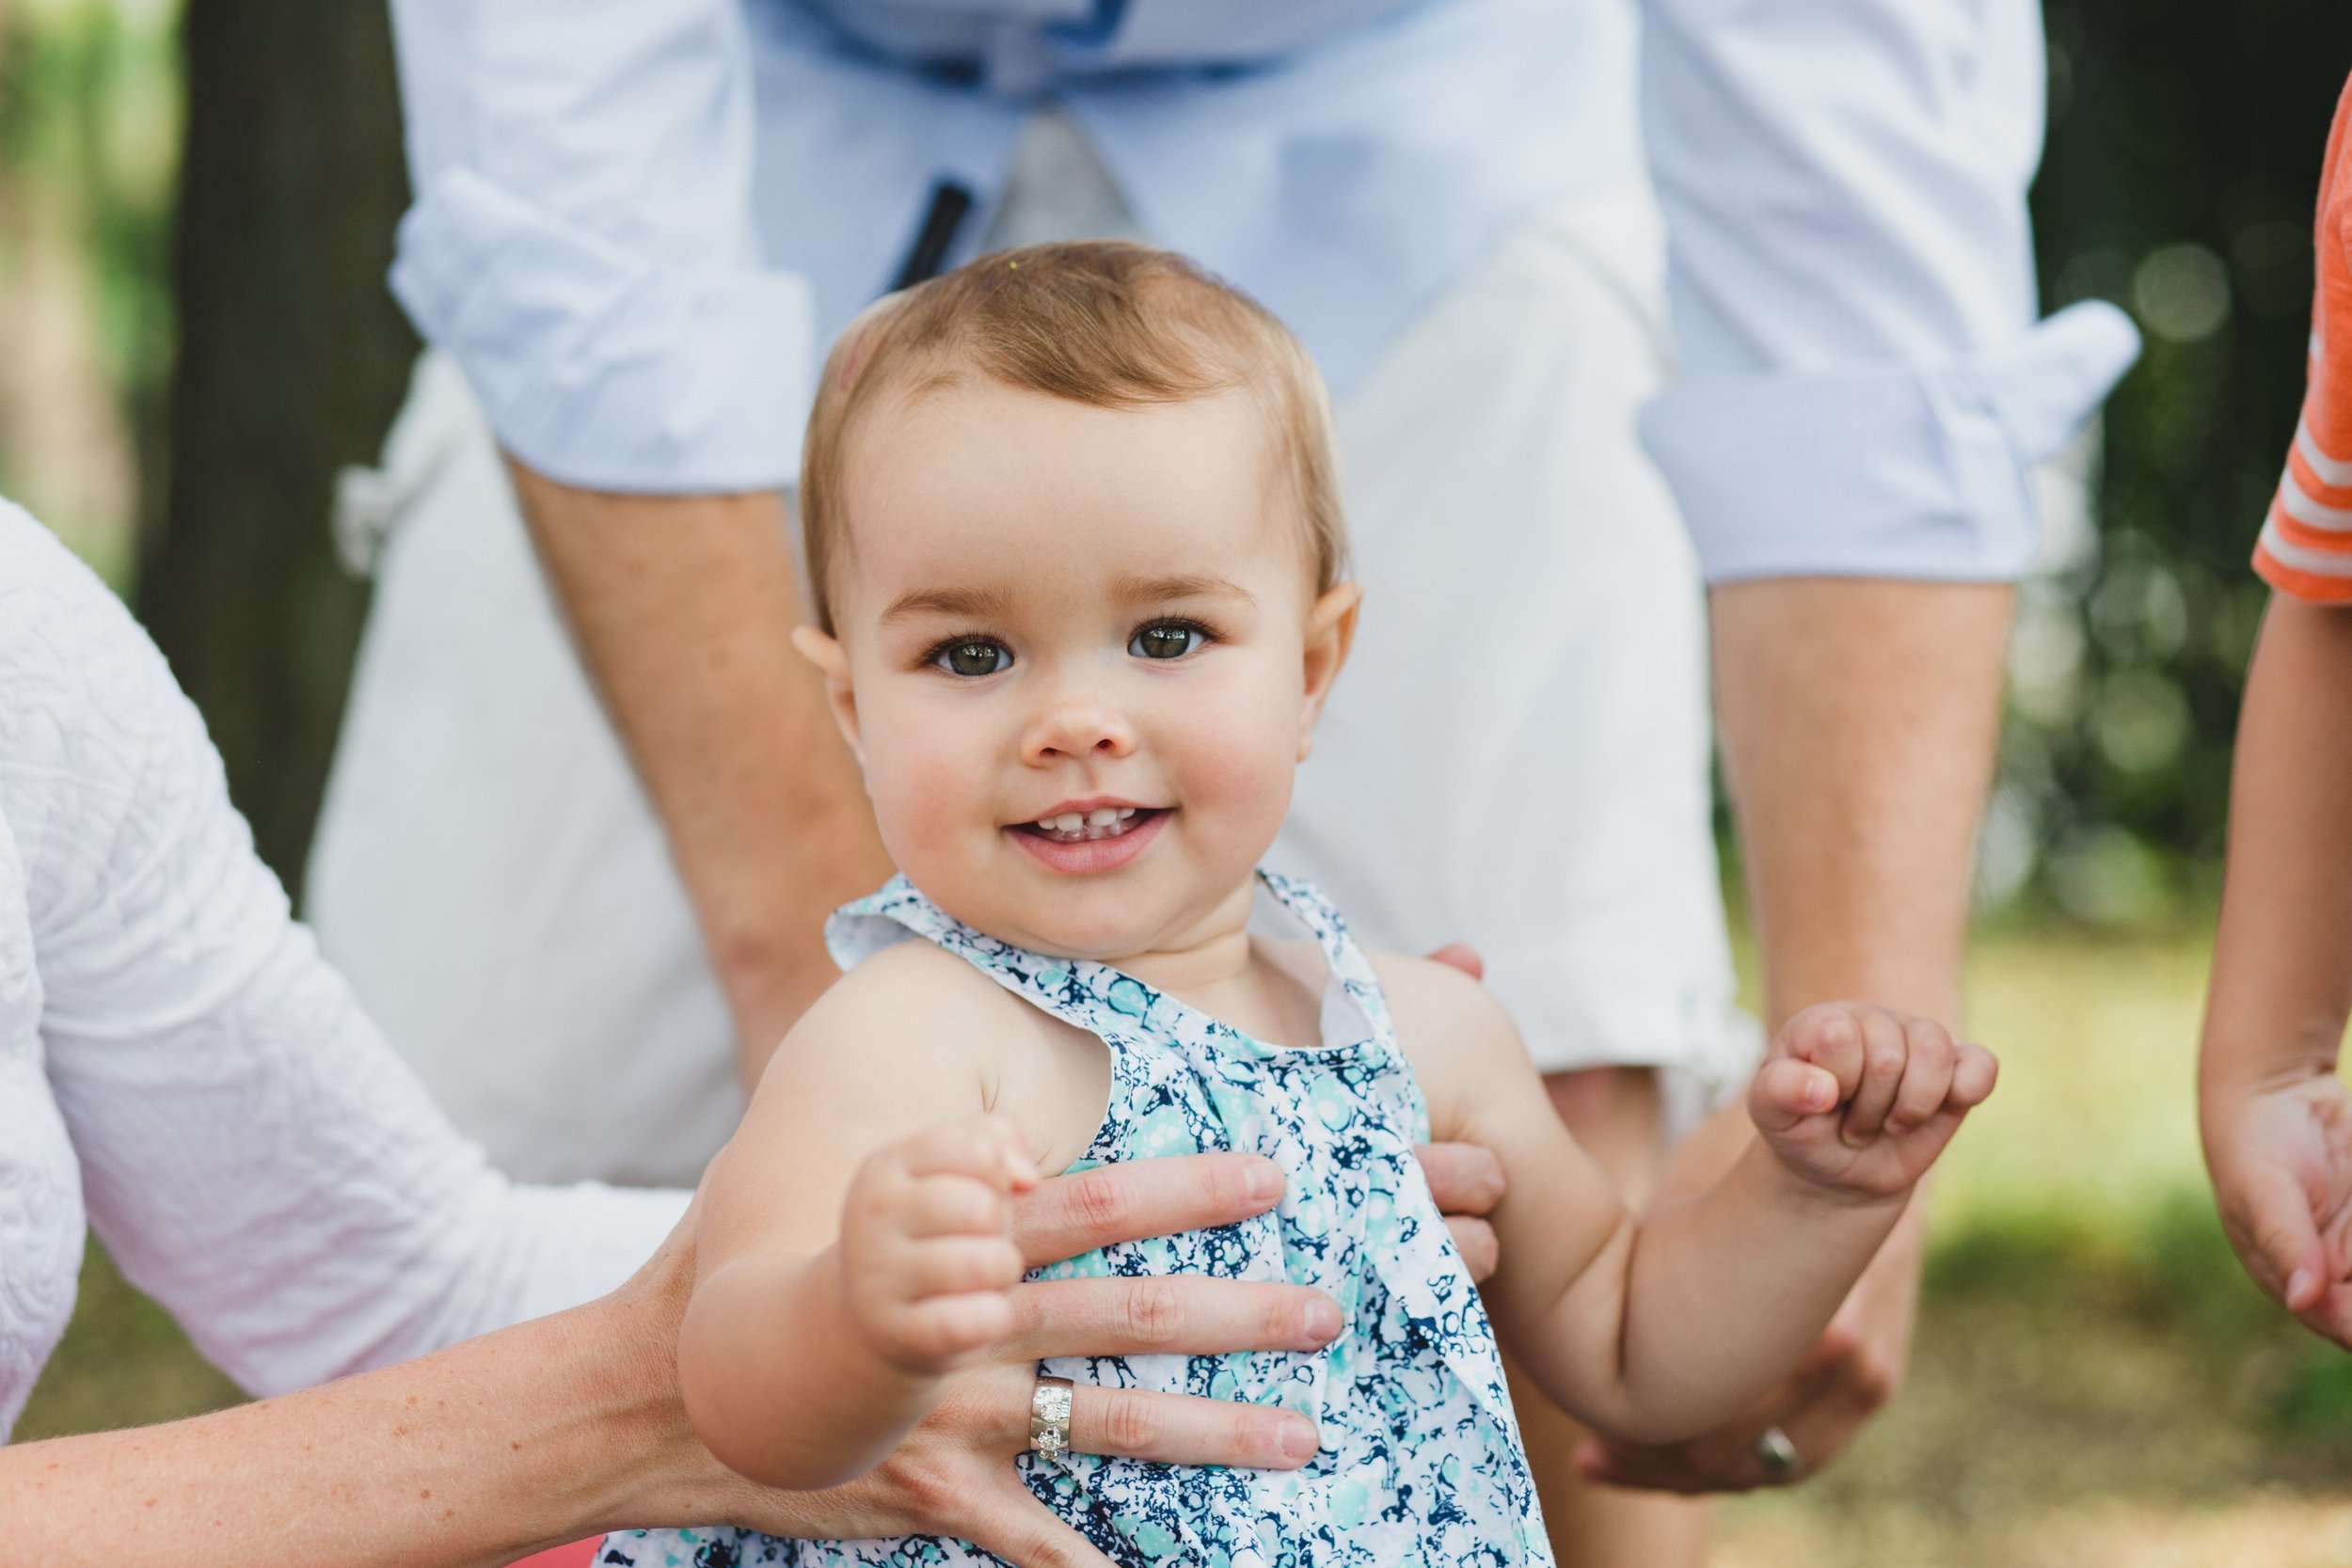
left=1302, top=1297, right=1343, bottom=1344
left=2288, top=1268, right=2315, bottom=1306
left=1278, top=1417, right=1320, bottom=1461
left=1246, top=1160, right=1283, bottom=1203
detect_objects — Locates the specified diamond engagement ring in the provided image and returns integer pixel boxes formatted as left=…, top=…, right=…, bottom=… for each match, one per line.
left=1754, top=1424, right=1803, bottom=1482
left=1029, top=1374, right=1076, bottom=1463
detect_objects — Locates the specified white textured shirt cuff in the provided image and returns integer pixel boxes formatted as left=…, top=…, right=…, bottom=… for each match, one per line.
left=1642, top=301, right=2141, bottom=584
left=391, top=168, right=817, bottom=493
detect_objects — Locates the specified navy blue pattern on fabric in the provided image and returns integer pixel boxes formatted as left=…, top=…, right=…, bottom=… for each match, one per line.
left=605, top=871, right=1551, bottom=1566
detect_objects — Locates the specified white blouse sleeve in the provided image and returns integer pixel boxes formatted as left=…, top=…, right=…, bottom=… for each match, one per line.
left=0, top=504, right=686, bottom=1397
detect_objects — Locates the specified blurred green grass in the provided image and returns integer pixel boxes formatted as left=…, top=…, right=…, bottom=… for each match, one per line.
left=20, top=926, right=2352, bottom=1560
left=14, top=1239, right=240, bottom=1442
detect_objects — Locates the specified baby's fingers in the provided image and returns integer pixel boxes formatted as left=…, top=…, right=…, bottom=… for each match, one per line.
left=1837, top=1008, right=1914, bottom=1148
left=1947, top=1043, right=1997, bottom=1111
left=898, top=1172, right=1014, bottom=1241
left=882, top=1290, right=1023, bottom=1370
left=1749, top=1056, right=1841, bottom=1135
left=1881, top=1019, right=1962, bottom=1134
left=1775, top=1004, right=1868, bottom=1093
left=903, top=1234, right=1028, bottom=1301
left=901, top=1113, right=1042, bottom=1194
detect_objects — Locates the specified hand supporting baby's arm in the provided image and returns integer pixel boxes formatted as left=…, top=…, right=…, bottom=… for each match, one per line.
left=1399, top=962, right=1991, bottom=1446
left=678, top=1116, right=1038, bottom=1490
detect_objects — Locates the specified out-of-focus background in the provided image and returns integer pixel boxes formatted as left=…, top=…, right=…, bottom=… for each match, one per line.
left=6, top=1, right=2352, bottom=1561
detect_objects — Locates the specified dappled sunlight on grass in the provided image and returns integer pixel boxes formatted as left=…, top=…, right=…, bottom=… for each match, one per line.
left=1720, top=925, right=2352, bottom=1564
left=1724, top=1493, right=2352, bottom=1568
left=1935, top=928, right=2215, bottom=1231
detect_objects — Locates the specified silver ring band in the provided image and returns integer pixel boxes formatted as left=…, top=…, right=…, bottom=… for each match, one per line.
left=1755, top=1423, right=1803, bottom=1482
left=1029, top=1374, right=1075, bottom=1463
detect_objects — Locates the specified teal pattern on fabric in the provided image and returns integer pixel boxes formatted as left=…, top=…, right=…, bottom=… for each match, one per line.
left=603, top=871, right=1552, bottom=1567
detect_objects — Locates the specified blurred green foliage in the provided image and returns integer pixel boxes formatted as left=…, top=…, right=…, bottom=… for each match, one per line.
left=2001, top=3, right=2352, bottom=924
left=0, top=0, right=177, bottom=580
left=0, top=1, right=177, bottom=375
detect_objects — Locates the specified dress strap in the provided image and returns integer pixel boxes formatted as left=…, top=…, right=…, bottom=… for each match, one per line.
left=828, top=872, right=1397, bottom=1053
left=1253, top=869, right=1393, bottom=1050
left=826, top=875, right=1184, bottom=1044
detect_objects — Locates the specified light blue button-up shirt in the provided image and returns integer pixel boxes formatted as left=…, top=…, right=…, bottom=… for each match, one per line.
left=387, top=0, right=2140, bottom=582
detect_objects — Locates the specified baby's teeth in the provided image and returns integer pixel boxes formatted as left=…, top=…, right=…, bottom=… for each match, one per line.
left=1117, top=807, right=1136, bottom=819
left=1087, top=807, right=1120, bottom=828
left=1053, top=813, right=1084, bottom=832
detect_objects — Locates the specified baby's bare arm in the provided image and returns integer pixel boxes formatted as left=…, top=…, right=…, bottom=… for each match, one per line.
left=1384, top=957, right=1924, bottom=1445
left=676, top=944, right=1041, bottom=1488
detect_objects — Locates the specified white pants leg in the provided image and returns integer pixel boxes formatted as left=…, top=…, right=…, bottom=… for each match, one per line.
left=307, top=355, right=742, bottom=1187
left=310, top=185, right=1750, bottom=1186
left=1279, top=185, right=1756, bottom=1129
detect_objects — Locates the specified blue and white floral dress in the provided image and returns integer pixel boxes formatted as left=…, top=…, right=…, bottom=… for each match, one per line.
left=604, top=872, right=1552, bottom=1568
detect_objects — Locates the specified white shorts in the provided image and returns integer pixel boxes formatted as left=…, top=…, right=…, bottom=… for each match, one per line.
left=308, top=182, right=1755, bottom=1187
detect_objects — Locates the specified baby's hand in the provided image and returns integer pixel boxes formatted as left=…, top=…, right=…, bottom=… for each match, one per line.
left=838, top=1114, right=1040, bottom=1376
left=1748, top=1003, right=1997, bottom=1199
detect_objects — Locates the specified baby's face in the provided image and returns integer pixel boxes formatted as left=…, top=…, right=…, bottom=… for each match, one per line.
left=805, top=376, right=1355, bottom=960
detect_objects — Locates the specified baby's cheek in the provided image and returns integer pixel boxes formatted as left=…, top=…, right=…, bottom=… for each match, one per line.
left=1173, top=697, right=1297, bottom=842
left=864, top=725, right=983, bottom=878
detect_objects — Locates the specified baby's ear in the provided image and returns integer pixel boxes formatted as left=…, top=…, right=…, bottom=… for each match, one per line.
left=790, top=625, right=866, bottom=768
left=1297, top=581, right=1363, bottom=760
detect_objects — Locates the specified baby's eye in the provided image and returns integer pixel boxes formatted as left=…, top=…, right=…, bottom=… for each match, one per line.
left=932, top=639, right=1012, bottom=677
left=1129, top=622, right=1205, bottom=660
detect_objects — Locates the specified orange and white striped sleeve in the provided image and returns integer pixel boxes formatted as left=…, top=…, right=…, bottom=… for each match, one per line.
left=2258, top=76, right=2352, bottom=604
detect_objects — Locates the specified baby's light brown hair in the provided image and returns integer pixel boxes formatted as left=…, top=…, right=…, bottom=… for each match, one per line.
left=800, top=241, right=1346, bottom=634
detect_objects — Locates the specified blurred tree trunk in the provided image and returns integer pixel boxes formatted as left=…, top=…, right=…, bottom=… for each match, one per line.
left=138, top=0, right=417, bottom=896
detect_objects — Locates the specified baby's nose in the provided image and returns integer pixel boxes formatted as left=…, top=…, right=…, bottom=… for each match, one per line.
left=1022, top=694, right=1136, bottom=763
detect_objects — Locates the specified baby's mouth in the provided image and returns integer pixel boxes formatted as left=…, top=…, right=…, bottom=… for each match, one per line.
left=1017, top=805, right=1159, bottom=845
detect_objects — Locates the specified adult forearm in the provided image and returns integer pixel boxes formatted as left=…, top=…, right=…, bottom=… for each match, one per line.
left=1710, top=579, right=2010, bottom=1028
left=2203, top=597, right=2352, bottom=1090
left=511, top=464, right=893, bottom=1076
left=0, top=1296, right=708, bottom=1568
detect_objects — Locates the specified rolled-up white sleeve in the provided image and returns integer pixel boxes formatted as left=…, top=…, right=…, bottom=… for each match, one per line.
left=1636, top=0, right=2141, bottom=582
left=388, top=0, right=814, bottom=492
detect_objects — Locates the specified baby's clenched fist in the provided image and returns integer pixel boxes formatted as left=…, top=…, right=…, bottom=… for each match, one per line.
left=1747, top=1002, right=1996, bottom=1200
left=837, top=1114, right=1039, bottom=1375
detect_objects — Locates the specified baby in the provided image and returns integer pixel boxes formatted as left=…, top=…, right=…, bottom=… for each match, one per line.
left=604, top=242, right=1995, bottom=1566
